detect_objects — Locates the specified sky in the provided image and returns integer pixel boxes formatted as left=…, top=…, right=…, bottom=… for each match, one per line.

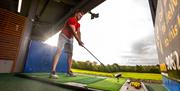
left=45, top=0, right=159, bottom=65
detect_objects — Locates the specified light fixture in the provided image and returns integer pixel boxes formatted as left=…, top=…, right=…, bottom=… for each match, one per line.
left=17, top=0, right=22, bottom=13
left=88, top=11, right=99, bottom=19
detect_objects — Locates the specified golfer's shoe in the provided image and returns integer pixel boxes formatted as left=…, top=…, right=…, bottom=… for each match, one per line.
left=66, top=72, right=76, bottom=77
left=49, top=73, right=59, bottom=79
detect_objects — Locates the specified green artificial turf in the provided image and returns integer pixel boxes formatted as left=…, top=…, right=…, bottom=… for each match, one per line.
left=23, top=73, right=126, bottom=91
left=88, top=78, right=126, bottom=91
left=24, top=73, right=105, bottom=84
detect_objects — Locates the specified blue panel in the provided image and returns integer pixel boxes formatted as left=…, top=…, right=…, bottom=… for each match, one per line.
left=56, top=52, right=68, bottom=73
left=24, top=40, right=68, bottom=73
left=163, top=76, right=180, bottom=91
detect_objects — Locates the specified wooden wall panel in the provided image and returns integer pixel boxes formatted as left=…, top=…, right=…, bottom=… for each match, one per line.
left=0, top=8, right=26, bottom=72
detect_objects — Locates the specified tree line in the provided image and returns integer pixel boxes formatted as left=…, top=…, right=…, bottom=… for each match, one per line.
left=72, top=60, right=160, bottom=73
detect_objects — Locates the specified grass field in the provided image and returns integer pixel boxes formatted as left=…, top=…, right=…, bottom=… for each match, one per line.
left=72, top=69, right=162, bottom=80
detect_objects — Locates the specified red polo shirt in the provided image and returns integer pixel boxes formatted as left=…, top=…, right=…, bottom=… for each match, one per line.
left=62, top=17, right=80, bottom=39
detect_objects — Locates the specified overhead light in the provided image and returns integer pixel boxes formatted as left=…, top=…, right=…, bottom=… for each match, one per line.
left=88, top=11, right=99, bottom=19
left=17, top=0, right=22, bottom=13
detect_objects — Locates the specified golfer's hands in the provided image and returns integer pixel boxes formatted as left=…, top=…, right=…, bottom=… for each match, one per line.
left=78, top=40, right=84, bottom=47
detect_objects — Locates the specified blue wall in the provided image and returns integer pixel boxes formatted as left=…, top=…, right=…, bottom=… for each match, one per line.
left=163, top=76, right=180, bottom=91
left=24, top=40, right=68, bottom=73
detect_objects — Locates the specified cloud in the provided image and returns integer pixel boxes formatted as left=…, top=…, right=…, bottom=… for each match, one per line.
left=119, top=35, right=159, bottom=65
left=131, top=35, right=155, bottom=55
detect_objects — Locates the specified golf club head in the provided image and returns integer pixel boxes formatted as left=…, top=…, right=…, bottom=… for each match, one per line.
left=114, top=73, right=122, bottom=78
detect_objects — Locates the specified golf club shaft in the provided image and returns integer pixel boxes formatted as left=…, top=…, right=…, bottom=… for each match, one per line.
left=82, top=46, right=105, bottom=66
left=83, top=46, right=113, bottom=75
left=83, top=46, right=113, bottom=73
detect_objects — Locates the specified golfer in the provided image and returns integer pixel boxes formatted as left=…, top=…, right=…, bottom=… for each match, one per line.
left=50, top=9, right=84, bottom=79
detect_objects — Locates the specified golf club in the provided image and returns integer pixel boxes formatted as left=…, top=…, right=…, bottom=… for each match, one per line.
left=83, top=46, right=122, bottom=80
left=82, top=46, right=111, bottom=73
left=82, top=46, right=105, bottom=66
